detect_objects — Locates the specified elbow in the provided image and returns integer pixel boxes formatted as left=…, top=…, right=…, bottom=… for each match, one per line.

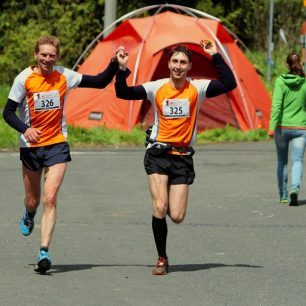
left=231, top=82, right=237, bottom=91
left=229, top=79, right=237, bottom=91
left=2, top=109, right=9, bottom=123
left=115, top=89, right=122, bottom=99
left=116, top=92, right=125, bottom=99
left=114, top=85, right=125, bottom=99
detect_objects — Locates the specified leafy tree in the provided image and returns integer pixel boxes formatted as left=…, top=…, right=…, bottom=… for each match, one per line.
left=0, top=0, right=105, bottom=84
left=196, top=0, right=304, bottom=51
left=0, top=0, right=304, bottom=86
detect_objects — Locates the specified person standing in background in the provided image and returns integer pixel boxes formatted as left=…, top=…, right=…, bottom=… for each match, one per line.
left=269, top=52, right=306, bottom=206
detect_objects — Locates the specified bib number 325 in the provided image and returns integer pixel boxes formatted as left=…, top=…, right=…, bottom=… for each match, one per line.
left=162, top=99, right=190, bottom=118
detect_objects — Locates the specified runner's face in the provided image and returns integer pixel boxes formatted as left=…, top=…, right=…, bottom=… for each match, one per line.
left=34, top=44, right=58, bottom=75
left=168, top=52, right=191, bottom=81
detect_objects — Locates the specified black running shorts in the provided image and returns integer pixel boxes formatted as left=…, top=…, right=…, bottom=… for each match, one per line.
left=20, top=142, right=71, bottom=171
left=144, top=150, right=195, bottom=185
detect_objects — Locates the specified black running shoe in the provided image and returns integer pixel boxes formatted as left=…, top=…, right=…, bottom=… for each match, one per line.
left=289, top=191, right=298, bottom=206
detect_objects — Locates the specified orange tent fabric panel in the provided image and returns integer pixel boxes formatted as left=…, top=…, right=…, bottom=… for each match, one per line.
left=65, top=11, right=271, bottom=131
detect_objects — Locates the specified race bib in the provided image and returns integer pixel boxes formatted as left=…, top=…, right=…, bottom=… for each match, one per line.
left=162, top=98, right=190, bottom=118
left=34, top=90, right=60, bottom=111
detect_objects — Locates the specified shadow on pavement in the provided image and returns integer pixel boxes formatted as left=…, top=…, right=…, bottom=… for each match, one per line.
left=169, top=263, right=263, bottom=273
left=29, top=262, right=263, bottom=275
left=297, top=199, right=306, bottom=206
left=29, top=264, right=113, bottom=274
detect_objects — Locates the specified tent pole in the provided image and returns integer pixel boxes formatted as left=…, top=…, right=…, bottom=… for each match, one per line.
left=73, top=4, right=258, bottom=130
left=73, top=4, right=220, bottom=70
left=197, top=22, right=254, bottom=129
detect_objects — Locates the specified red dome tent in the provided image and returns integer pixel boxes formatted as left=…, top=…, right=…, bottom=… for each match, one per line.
left=66, top=4, right=271, bottom=131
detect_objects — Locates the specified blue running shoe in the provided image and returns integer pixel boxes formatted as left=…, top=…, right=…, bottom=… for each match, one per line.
left=19, top=209, right=35, bottom=236
left=34, top=250, right=51, bottom=274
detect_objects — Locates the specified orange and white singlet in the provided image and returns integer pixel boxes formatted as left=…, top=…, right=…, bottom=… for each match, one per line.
left=8, top=66, right=82, bottom=148
left=143, top=78, right=210, bottom=149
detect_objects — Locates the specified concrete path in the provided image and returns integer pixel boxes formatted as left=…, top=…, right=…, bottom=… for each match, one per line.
left=1, top=141, right=306, bottom=306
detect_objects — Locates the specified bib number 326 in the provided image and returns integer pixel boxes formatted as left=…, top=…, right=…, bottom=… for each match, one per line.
left=34, top=90, right=60, bottom=111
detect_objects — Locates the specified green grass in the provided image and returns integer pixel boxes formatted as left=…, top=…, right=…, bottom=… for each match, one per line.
left=197, top=125, right=269, bottom=144
left=0, top=117, right=19, bottom=149
left=0, top=122, right=269, bottom=150
left=0, top=84, right=9, bottom=109
left=67, top=125, right=145, bottom=148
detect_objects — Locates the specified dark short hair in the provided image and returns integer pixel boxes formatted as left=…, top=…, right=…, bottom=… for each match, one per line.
left=167, top=45, right=192, bottom=62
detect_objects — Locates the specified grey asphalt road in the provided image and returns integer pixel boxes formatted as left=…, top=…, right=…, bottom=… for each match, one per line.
left=1, top=141, right=306, bottom=306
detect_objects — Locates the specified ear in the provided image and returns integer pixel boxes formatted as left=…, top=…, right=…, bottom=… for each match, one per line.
left=188, top=62, right=192, bottom=71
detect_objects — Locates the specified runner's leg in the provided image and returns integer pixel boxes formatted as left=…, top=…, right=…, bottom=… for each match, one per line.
left=148, top=173, right=169, bottom=258
left=168, top=184, right=189, bottom=223
left=40, top=163, right=67, bottom=248
left=148, top=173, right=169, bottom=218
left=22, top=165, right=42, bottom=212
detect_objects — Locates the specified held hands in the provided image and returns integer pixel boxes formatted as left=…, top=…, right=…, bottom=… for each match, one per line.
left=200, top=39, right=217, bottom=56
left=24, top=127, right=42, bottom=143
left=114, top=46, right=129, bottom=70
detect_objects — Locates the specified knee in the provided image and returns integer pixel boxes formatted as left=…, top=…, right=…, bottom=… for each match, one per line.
left=24, top=195, right=40, bottom=209
left=153, top=200, right=168, bottom=218
left=43, top=192, right=57, bottom=208
left=169, top=212, right=186, bottom=224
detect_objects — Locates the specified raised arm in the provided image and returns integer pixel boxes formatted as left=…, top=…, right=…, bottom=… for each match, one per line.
left=114, top=47, right=147, bottom=100
left=200, top=40, right=237, bottom=98
left=78, top=46, right=128, bottom=89
left=78, top=60, right=119, bottom=89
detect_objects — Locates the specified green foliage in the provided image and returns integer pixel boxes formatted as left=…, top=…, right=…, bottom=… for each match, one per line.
left=0, top=117, right=18, bottom=149
left=0, top=0, right=106, bottom=85
left=196, top=0, right=224, bottom=18
left=196, top=0, right=304, bottom=51
left=250, top=44, right=299, bottom=94
left=0, top=0, right=304, bottom=85
left=197, top=125, right=269, bottom=144
left=67, top=125, right=145, bottom=148
left=0, top=84, right=10, bottom=108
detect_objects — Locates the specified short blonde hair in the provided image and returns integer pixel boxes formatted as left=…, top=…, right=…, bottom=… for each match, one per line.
left=35, top=35, right=60, bottom=56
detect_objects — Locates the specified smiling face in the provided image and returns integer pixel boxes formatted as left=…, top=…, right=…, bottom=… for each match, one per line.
left=168, top=51, right=192, bottom=85
left=34, top=44, right=58, bottom=75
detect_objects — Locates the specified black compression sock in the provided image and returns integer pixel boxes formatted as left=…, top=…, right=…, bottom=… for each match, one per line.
left=152, top=216, right=168, bottom=259
left=40, top=247, right=48, bottom=252
left=26, top=209, right=36, bottom=219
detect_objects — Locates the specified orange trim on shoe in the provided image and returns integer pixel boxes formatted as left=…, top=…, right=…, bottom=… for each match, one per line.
left=152, top=257, right=169, bottom=275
